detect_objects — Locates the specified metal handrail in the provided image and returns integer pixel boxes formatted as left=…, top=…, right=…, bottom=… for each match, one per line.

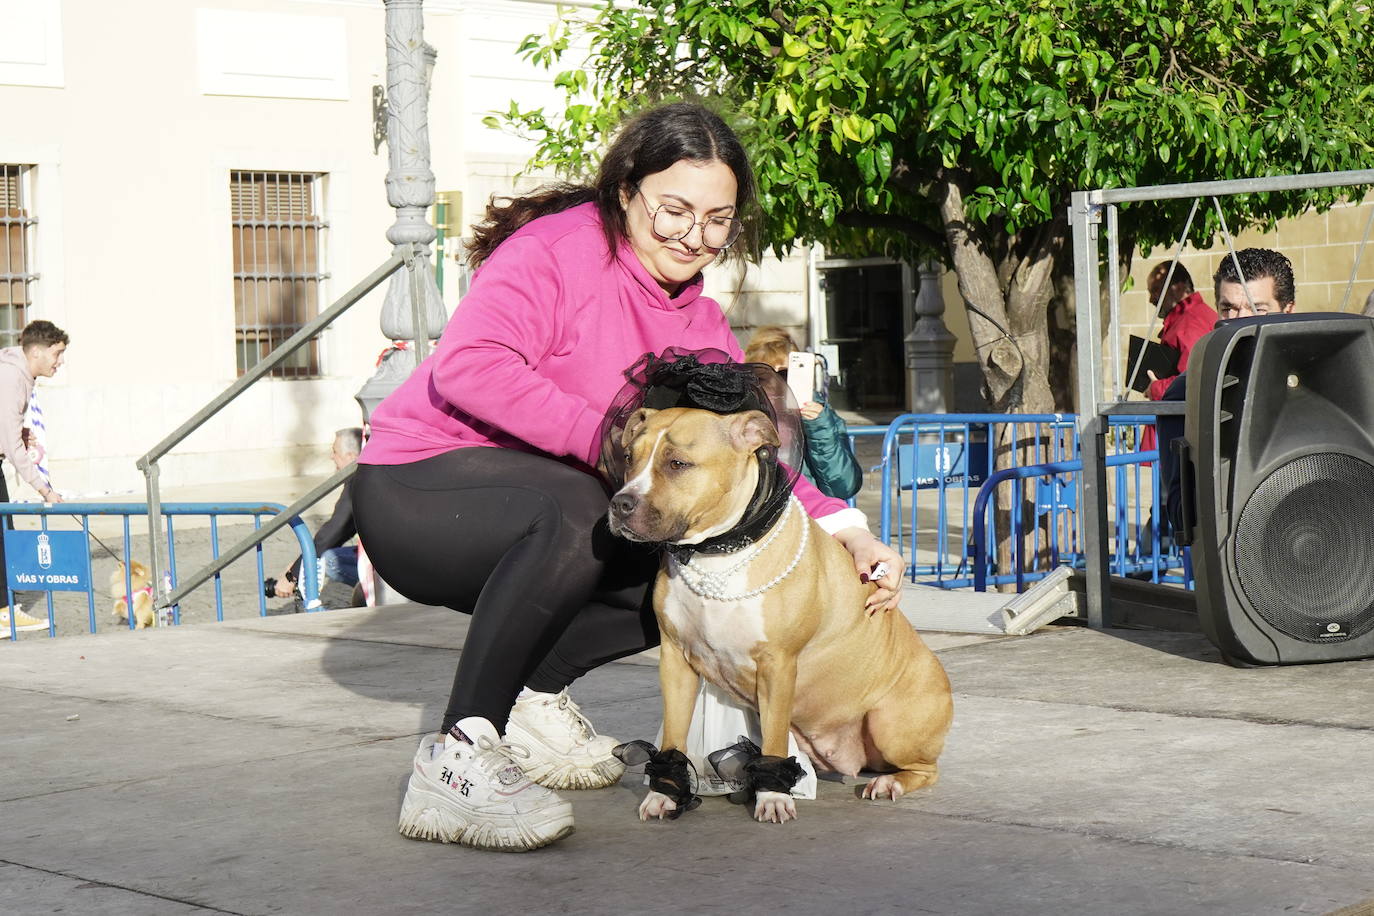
left=136, top=251, right=408, bottom=610
left=160, top=467, right=351, bottom=609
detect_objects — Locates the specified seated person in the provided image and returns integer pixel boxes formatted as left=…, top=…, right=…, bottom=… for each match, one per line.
left=1137, top=261, right=1218, bottom=547
left=1143, top=261, right=1218, bottom=401
left=744, top=326, right=864, bottom=500
left=1158, top=248, right=1296, bottom=536
left=270, top=427, right=362, bottom=607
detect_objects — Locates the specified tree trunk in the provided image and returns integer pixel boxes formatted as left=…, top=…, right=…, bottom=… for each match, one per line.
left=932, top=172, right=1067, bottom=590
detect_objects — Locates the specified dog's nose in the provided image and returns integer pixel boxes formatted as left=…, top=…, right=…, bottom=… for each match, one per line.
left=611, top=492, right=639, bottom=518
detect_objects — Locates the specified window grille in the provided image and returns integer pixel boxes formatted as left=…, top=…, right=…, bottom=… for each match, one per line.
left=230, top=171, right=329, bottom=377
left=0, top=164, right=37, bottom=349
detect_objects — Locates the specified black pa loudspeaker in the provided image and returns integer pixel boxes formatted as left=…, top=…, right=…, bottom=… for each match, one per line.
left=1179, top=313, right=1374, bottom=666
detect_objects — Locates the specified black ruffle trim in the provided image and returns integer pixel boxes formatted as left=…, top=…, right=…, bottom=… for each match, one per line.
left=613, top=740, right=702, bottom=818
left=708, top=736, right=804, bottom=803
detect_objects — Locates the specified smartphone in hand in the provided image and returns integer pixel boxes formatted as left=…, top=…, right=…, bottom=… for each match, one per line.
left=786, top=350, right=817, bottom=406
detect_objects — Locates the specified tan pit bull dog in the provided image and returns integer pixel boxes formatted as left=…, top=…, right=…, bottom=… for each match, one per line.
left=608, top=405, right=953, bottom=823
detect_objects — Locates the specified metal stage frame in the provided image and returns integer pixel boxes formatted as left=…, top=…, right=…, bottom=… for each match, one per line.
left=1069, top=168, right=1374, bottom=627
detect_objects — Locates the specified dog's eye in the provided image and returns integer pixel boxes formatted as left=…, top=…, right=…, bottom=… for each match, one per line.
left=668, top=459, right=692, bottom=471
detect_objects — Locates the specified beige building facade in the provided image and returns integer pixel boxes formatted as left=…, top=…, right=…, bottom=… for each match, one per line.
left=5, top=0, right=1365, bottom=506
left=1112, top=197, right=1374, bottom=402
left=0, top=0, right=815, bottom=498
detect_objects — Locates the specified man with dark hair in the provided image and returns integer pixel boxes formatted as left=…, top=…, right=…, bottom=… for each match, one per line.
left=1, top=320, right=69, bottom=631
left=1212, top=248, right=1297, bottom=319
left=1158, top=248, right=1296, bottom=534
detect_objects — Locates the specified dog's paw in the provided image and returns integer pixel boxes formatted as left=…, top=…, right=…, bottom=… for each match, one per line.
left=753, top=790, right=796, bottom=823
left=861, top=774, right=906, bottom=801
left=638, top=790, right=679, bottom=821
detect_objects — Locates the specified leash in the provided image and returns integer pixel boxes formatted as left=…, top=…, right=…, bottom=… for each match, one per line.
left=74, top=519, right=123, bottom=562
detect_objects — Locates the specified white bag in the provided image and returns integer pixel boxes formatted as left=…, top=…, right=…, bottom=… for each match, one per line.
left=654, top=680, right=817, bottom=799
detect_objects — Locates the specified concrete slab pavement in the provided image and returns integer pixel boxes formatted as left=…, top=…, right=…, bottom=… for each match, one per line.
left=4, top=599, right=1374, bottom=915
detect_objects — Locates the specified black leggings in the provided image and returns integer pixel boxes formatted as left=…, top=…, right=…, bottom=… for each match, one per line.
left=352, top=448, right=660, bottom=733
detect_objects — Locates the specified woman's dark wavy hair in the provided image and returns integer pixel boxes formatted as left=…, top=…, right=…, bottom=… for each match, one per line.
left=465, top=101, right=757, bottom=269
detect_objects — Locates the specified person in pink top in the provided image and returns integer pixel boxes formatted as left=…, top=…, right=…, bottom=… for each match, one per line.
left=353, top=102, right=904, bottom=851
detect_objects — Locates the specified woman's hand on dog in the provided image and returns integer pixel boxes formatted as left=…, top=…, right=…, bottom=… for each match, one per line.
left=832, top=528, right=905, bottom=615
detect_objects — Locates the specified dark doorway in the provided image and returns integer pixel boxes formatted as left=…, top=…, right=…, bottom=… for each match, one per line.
left=819, top=262, right=905, bottom=413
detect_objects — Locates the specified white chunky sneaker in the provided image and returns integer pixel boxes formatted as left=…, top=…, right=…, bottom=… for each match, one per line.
left=397, top=718, right=574, bottom=851
left=505, top=689, right=626, bottom=790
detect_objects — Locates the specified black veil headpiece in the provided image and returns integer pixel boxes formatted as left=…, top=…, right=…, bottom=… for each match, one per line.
left=599, top=348, right=804, bottom=555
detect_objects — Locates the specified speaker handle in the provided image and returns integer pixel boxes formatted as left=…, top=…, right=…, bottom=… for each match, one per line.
left=1173, top=436, right=1195, bottom=547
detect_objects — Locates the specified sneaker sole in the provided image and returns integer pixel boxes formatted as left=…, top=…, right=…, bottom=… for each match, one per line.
left=502, top=721, right=627, bottom=790
left=518, top=753, right=625, bottom=791
left=397, top=778, right=575, bottom=852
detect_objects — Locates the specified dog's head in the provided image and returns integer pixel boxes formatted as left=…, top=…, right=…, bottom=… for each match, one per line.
left=607, top=406, right=781, bottom=545
left=109, top=560, right=151, bottom=596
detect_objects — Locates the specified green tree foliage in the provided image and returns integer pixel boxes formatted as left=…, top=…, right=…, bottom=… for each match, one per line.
left=495, top=0, right=1374, bottom=410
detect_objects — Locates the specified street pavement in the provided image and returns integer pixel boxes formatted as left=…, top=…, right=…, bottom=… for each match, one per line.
left=4, top=594, right=1374, bottom=915
left=5, top=464, right=1374, bottom=914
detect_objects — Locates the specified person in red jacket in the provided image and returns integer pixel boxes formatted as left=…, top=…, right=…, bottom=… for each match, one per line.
left=1144, top=261, right=1218, bottom=401
left=1137, top=262, right=1218, bottom=551
left=1139, top=261, right=1219, bottom=456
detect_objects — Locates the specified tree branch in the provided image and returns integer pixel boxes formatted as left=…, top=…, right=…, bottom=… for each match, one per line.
left=1185, top=64, right=1262, bottom=107
left=888, top=156, right=944, bottom=197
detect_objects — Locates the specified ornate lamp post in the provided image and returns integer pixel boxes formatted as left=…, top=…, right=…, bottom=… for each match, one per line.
left=904, top=261, right=955, bottom=413
left=356, top=0, right=449, bottom=425
left=355, top=0, right=449, bottom=604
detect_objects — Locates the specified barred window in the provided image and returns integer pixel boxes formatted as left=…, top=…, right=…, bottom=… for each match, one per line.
left=0, top=164, right=37, bottom=349
left=230, top=171, right=328, bottom=377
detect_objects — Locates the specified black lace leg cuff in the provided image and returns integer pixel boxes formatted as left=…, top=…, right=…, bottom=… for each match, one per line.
left=707, top=737, right=804, bottom=800
left=613, top=740, right=702, bottom=818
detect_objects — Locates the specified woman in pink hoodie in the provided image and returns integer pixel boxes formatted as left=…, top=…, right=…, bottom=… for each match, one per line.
left=353, top=102, right=903, bottom=851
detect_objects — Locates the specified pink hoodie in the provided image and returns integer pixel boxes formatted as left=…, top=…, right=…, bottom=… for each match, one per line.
left=361, top=202, right=858, bottom=526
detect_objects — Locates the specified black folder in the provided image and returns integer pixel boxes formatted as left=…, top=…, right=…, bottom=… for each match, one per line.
left=1126, top=335, right=1181, bottom=393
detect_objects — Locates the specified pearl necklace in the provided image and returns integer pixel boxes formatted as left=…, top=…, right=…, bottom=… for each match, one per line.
left=671, top=497, right=808, bottom=601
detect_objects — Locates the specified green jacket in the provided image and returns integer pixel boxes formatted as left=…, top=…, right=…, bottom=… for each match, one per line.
left=801, top=403, right=864, bottom=500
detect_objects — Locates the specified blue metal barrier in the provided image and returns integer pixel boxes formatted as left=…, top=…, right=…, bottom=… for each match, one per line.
left=846, top=425, right=887, bottom=508
left=3, top=502, right=319, bottom=640
left=878, top=414, right=1076, bottom=580
left=969, top=451, right=1183, bottom=591
left=873, top=413, right=1183, bottom=592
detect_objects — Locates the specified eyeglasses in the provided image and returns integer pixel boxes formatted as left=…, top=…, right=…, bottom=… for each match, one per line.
left=636, top=190, right=742, bottom=250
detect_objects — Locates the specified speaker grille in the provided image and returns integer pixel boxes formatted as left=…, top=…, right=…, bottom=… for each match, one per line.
left=1233, top=453, right=1374, bottom=642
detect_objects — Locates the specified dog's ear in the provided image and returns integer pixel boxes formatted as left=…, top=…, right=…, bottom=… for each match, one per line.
left=131, top=561, right=149, bottom=578
left=621, top=408, right=658, bottom=449
left=730, top=410, right=781, bottom=452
